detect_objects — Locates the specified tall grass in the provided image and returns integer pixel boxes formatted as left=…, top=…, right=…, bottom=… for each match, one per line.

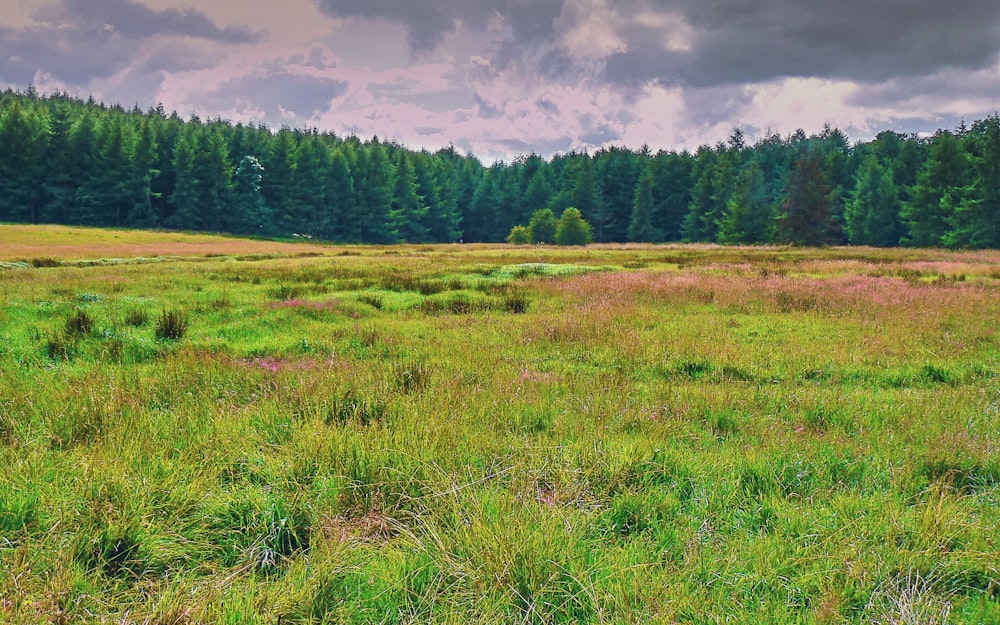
left=1, top=226, right=998, bottom=623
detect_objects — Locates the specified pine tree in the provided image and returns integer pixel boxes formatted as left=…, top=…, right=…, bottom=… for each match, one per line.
left=595, top=146, right=644, bottom=242
left=353, top=142, right=396, bottom=244
left=294, top=133, right=331, bottom=237
left=682, top=145, right=736, bottom=242
left=167, top=129, right=200, bottom=230
left=390, top=152, right=428, bottom=242
left=901, top=130, right=965, bottom=247
left=522, top=168, right=553, bottom=218
left=318, top=149, right=355, bottom=241
left=263, top=129, right=299, bottom=235
left=0, top=99, right=48, bottom=223
left=650, top=151, right=693, bottom=241
left=568, top=157, right=608, bottom=241
left=776, top=149, right=842, bottom=246
left=66, top=112, right=103, bottom=225
left=717, top=162, right=774, bottom=244
left=945, top=116, right=1000, bottom=248
left=127, top=121, right=160, bottom=228
left=844, top=154, right=902, bottom=246
left=466, top=166, right=502, bottom=242
left=627, top=164, right=662, bottom=242
left=232, top=155, right=271, bottom=235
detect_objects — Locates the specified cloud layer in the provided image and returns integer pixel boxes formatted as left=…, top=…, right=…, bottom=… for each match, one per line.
left=3, top=0, right=999, bottom=159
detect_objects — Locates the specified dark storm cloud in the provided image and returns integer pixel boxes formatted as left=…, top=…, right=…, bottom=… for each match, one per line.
left=847, top=72, right=1000, bottom=108
left=315, top=0, right=563, bottom=51
left=0, top=1, right=260, bottom=87
left=606, top=0, right=1000, bottom=87
left=317, top=0, right=1000, bottom=88
left=58, top=0, right=260, bottom=43
left=201, top=71, right=348, bottom=118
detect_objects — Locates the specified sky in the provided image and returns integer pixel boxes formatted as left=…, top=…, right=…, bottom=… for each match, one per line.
left=2, top=0, right=1000, bottom=161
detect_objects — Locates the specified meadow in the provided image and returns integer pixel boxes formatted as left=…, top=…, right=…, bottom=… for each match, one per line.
left=1, top=225, right=998, bottom=624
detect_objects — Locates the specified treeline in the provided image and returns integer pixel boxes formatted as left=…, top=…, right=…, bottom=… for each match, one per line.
left=0, top=88, right=997, bottom=247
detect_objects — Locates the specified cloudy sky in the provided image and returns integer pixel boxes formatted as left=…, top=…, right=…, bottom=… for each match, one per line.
left=3, top=0, right=1000, bottom=161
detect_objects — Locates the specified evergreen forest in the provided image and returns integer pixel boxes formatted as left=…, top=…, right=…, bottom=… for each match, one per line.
left=1, top=88, right=998, bottom=248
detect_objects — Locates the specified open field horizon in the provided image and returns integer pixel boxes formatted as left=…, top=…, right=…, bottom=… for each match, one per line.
left=1, top=225, right=998, bottom=623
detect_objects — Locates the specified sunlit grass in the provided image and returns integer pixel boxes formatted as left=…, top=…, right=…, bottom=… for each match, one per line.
left=1, top=225, right=998, bottom=623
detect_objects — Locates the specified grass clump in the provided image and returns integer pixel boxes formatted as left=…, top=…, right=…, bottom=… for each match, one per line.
left=2, top=227, right=999, bottom=624
left=65, top=308, right=95, bottom=337
left=155, top=309, right=188, bottom=340
left=123, top=307, right=149, bottom=327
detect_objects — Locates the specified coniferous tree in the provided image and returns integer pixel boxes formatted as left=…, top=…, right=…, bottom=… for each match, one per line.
left=263, top=129, right=299, bottom=234
left=776, top=149, right=842, bottom=246
left=568, top=156, right=608, bottom=241
left=844, top=154, right=902, bottom=246
left=40, top=98, right=75, bottom=223
left=232, top=155, right=271, bottom=235
left=945, top=116, right=1000, bottom=248
left=465, top=165, right=502, bottom=242
left=353, top=142, right=396, bottom=244
left=683, top=145, right=728, bottom=241
left=902, top=130, right=965, bottom=247
left=294, top=133, right=331, bottom=236
left=127, top=121, right=160, bottom=228
left=319, top=149, right=355, bottom=241
left=193, top=124, right=234, bottom=232
left=595, top=146, right=644, bottom=242
left=390, top=152, right=428, bottom=242
left=650, top=151, right=693, bottom=241
left=628, top=164, right=662, bottom=242
left=66, top=112, right=103, bottom=225
left=523, top=168, right=553, bottom=217
left=0, top=99, right=48, bottom=223
left=717, top=162, right=774, bottom=244
left=167, top=129, right=200, bottom=230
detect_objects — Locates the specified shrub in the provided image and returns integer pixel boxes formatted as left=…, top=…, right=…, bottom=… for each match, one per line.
left=267, top=284, right=304, bottom=300
left=155, top=309, right=188, bottom=340
left=554, top=207, right=593, bottom=245
left=528, top=208, right=558, bottom=244
left=506, top=225, right=532, bottom=245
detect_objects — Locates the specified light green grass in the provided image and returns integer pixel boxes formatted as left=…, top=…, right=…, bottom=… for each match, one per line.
left=1, top=226, right=999, bottom=624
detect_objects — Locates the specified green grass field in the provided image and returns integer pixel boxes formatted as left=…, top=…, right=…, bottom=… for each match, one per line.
left=1, top=226, right=998, bottom=624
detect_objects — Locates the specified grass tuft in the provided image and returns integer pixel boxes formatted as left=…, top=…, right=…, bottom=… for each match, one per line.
left=155, top=309, right=188, bottom=340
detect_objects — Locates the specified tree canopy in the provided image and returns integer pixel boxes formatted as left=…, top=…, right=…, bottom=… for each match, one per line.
left=1, top=88, right=998, bottom=248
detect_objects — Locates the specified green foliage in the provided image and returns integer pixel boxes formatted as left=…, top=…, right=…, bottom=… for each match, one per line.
left=776, top=149, right=843, bottom=245
left=902, top=130, right=965, bottom=247
left=506, top=224, right=532, bottom=245
left=528, top=207, right=558, bottom=244
left=554, top=207, right=593, bottom=245
left=717, top=161, right=775, bottom=244
left=627, top=164, right=662, bottom=242
left=1, top=90, right=1000, bottom=247
left=1, top=231, right=999, bottom=622
left=845, top=153, right=904, bottom=246
left=944, top=116, right=1000, bottom=249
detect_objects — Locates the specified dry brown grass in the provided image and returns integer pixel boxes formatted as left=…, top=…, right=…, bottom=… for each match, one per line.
left=0, top=224, right=340, bottom=261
